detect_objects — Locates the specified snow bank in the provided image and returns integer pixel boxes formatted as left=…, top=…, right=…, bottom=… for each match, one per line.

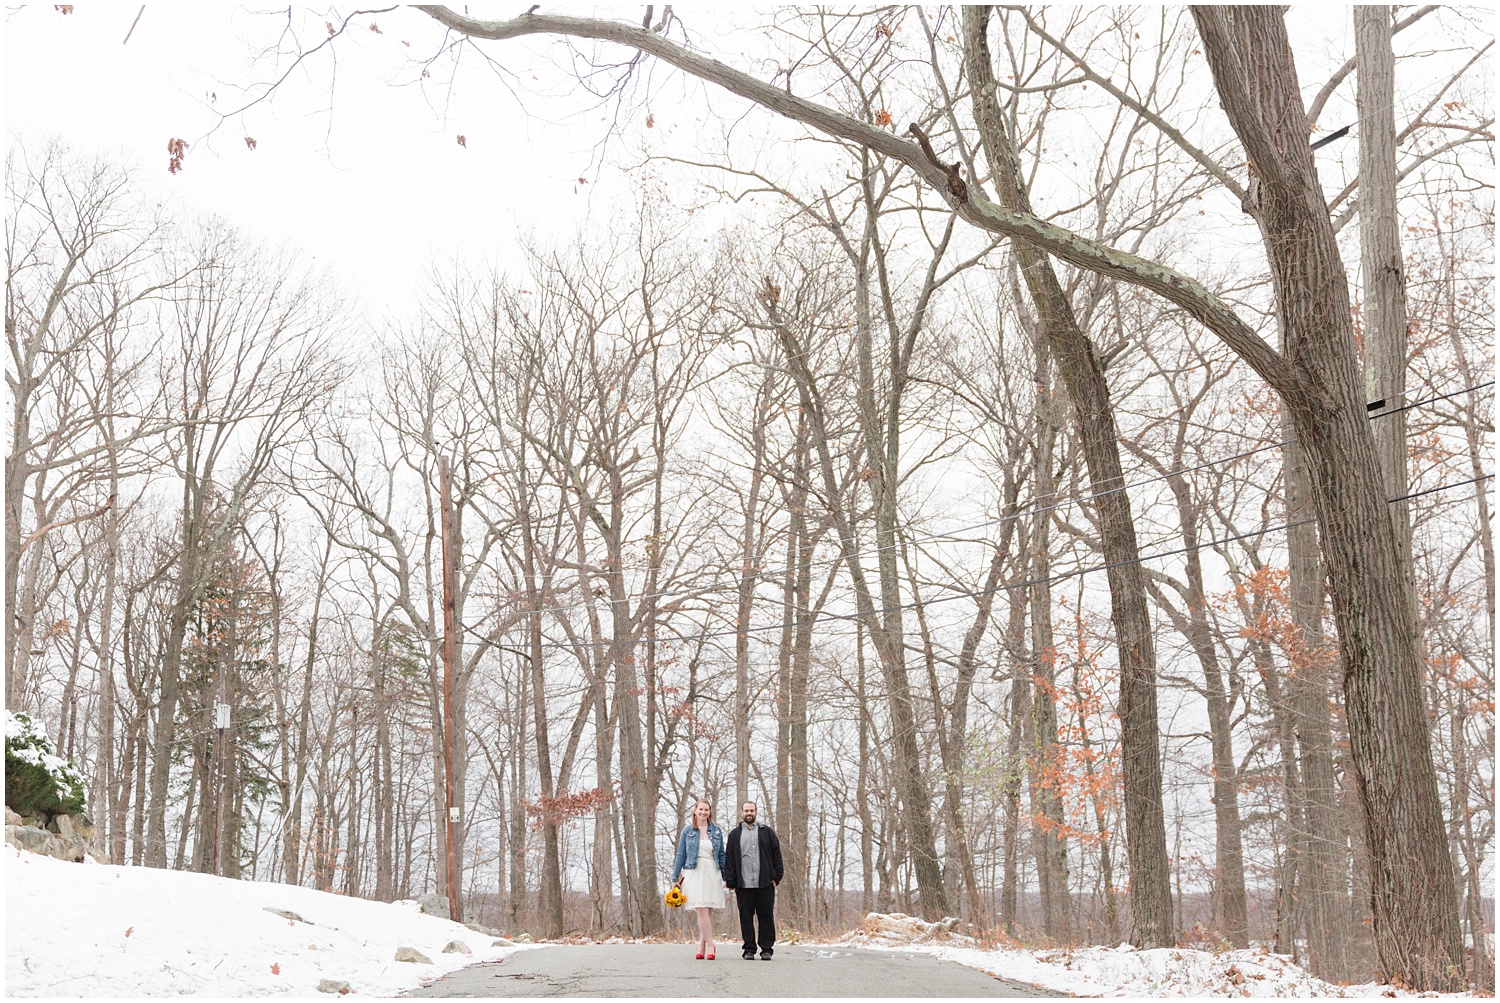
left=4, top=847, right=536, bottom=997
left=837, top=910, right=1483, bottom=997
left=891, top=942, right=1483, bottom=998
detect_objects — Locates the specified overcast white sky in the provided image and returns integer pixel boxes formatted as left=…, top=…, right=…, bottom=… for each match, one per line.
left=4, top=5, right=714, bottom=313
left=6, top=5, right=1482, bottom=317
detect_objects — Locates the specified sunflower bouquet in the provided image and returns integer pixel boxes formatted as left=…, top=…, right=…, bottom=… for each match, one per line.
left=664, top=884, right=687, bottom=909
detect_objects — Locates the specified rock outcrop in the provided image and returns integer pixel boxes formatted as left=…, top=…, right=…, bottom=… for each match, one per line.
left=5, top=813, right=93, bottom=863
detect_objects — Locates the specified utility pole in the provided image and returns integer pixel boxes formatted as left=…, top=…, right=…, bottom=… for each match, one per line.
left=437, top=455, right=463, bottom=925
left=212, top=691, right=230, bottom=876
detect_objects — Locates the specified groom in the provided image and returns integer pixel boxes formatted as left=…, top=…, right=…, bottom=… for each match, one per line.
left=722, top=800, right=783, bottom=960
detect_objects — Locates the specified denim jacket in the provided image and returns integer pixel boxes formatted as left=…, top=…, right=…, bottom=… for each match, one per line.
left=671, top=822, right=725, bottom=882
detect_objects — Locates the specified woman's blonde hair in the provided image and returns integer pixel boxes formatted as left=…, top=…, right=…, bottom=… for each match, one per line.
left=691, top=798, right=714, bottom=824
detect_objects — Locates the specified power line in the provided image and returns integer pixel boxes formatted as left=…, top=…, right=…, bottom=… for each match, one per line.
left=464, top=379, right=1494, bottom=626
left=469, top=472, right=1492, bottom=653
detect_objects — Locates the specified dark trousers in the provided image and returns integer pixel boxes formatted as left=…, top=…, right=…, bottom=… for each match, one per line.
left=735, top=885, right=776, bottom=955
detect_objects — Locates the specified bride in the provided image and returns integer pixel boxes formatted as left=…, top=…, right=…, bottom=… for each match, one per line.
left=670, top=798, right=727, bottom=959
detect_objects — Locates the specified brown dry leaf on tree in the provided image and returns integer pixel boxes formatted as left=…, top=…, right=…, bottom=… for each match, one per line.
left=368, top=22, right=382, bottom=34
left=244, top=137, right=257, bottom=151
left=874, top=109, right=892, bottom=128
left=456, top=134, right=466, bottom=148
left=166, top=137, right=188, bottom=174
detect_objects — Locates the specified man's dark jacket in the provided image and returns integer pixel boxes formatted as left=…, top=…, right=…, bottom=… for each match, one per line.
left=723, top=823, right=784, bottom=889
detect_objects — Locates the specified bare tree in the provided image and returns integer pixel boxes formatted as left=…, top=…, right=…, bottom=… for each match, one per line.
left=142, top=226, right=339, bottom=869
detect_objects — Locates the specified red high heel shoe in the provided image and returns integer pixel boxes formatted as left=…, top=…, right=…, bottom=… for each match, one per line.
left=707, top=951, right=716, bottom=960
left=695, top=952, right=705, bottom=960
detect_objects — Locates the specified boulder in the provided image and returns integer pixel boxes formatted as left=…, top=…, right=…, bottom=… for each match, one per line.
left=415, top=894, right=449, bottom=919
left=6, top=823, right=55, bottom=856
left=50, top=814, right=74, bottom=840
left=53, top=832, right=89, bottom=862
left=4, top=807, right=21, bottom=827
left=6, top=822, right=91, bottom=863
left=317, top=979, right=350, bottom=994
left=514, top=932, right=532, bottom=944
left=394, top=946, right=433, bottom=964
left=265, top=908, right=312, bottom=925
left=491, top=937, right=515, bottom=948
left=72, top=813, right=96, bottom=842
left=442, top=940, right=471, bottom=955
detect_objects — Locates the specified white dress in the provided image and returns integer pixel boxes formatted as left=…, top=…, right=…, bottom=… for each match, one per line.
left=679, top=832, right=726, bottom=909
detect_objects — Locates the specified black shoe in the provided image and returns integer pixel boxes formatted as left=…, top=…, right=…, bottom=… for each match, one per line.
left=760, top=951, right=773, bottom=960
left=742, top=951, right=756, bottom=960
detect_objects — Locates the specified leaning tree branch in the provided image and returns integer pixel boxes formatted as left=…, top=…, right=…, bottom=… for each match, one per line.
left=414, top=5, right=1307, bottom=401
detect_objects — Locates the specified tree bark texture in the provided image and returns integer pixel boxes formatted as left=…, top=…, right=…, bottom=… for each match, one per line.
left=1192, top=7, right=1464, bottom=989
left=1356, top=5, right=1414, bottom=564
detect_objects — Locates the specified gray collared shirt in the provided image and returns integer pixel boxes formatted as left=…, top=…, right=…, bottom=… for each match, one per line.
left=739, top=821, right=761, bottom=888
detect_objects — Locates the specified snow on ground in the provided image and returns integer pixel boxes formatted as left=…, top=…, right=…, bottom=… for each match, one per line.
left=841, top=913, right=1485, bottom=998
left=5, top=847, right=536, bottom=997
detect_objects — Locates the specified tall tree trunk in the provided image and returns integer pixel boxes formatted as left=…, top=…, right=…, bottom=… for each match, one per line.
left=507, top=648, right=529, bottom=931
left=1356, top=5, right=1413, bottom=565
left=1284, top=434, right=1351, bottom=979
left=775, top=471, right=797, bottom=901
left=767, top=256, right=949, bottom=921
left=130, top=687, right=148, bottom=866
left=518, top=444, right=564, bottom=939
left=590, top=649, right=615, bottom=932
left=783, top=422, right=813, bottom=928
left=285, top=536, right=331, bottom=887
left=147, top=586, right=192, bottom=868
left=965, top=7, right=1171, bottom=946
left=946, top=509, right=1012, bottom=923
left=856, top=622, right=874, bottom=916
left=93, top=471, right=120, bottom=860
left=999, top=569, right=1030, bottom=937
left=1073, top=669, right=1119, bottom=944
left=147, top=422, right=209, bottom=870
left=1156, top=471, right=1249, bottom=948
left=373, top=616, right=394, bottom=901
left=1193, top=8, right=1464, bottom=988
left=1027, top=359, right=1070, bottom=942
left=3, top=392, right=30, bottom=710
left=735, top=374, right=771, bottom=813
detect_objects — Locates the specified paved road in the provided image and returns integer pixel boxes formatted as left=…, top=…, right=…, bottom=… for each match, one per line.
left=405, top=943, right=1063, bottom=998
